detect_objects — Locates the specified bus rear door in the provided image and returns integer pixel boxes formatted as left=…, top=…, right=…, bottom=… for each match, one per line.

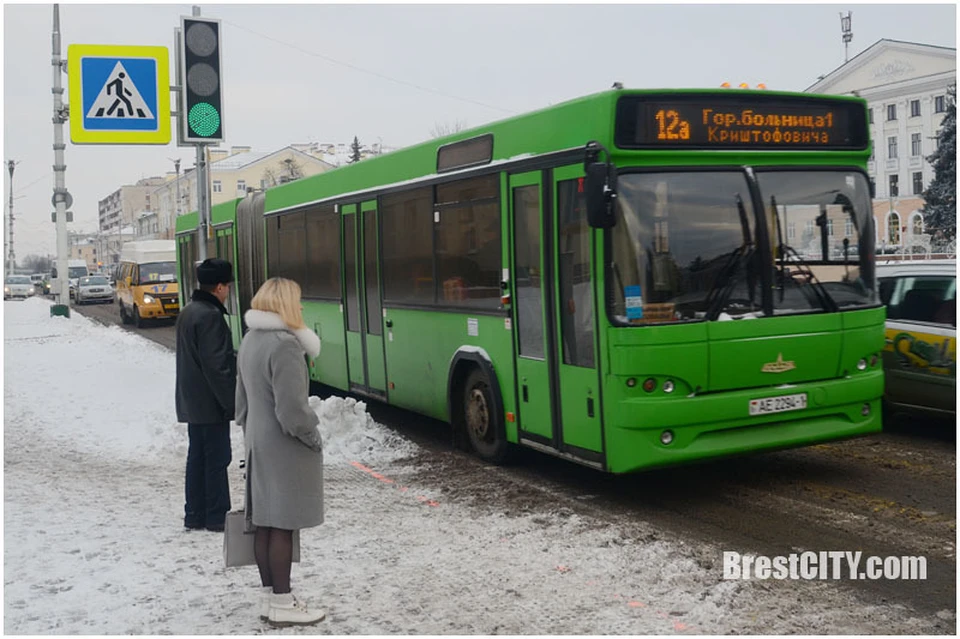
left=342, top=201, right=387, bottom=398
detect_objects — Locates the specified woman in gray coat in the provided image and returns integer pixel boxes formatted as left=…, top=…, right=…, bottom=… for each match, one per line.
left=235, top=277, right=325, bottom=627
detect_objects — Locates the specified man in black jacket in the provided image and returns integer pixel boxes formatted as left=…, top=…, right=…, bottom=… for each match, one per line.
left=175, top=258, right=236, bottom=532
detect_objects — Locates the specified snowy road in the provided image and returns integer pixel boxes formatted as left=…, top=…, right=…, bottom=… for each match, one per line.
left=5, top=298, right=955, bottom=634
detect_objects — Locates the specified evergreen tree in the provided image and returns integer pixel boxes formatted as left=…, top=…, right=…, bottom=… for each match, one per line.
left=348, top=136, right=362, bottom=164
left=922, top=86, right=956, bottom=236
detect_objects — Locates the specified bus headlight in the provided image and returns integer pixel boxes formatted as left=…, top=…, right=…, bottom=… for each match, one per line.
left=660, top=430, right=674, bottom=445
left=143, top=294, right=156, bottom=305
left=856, top=358, right=867, bottom=371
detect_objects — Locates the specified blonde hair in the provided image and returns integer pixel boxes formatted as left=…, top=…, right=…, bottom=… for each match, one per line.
left=250, top=277, right=305, bottom=329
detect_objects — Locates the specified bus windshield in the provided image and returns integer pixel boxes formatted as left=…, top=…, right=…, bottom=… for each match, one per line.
left=609, top=171, right=762, bottom=323
left=758, top=170, right=876, bottom=314
left=608, top=169, right=876, bottom=324
left=68, top=266, right=88, bottom=279
left=138, top=261, right=177, bottom=285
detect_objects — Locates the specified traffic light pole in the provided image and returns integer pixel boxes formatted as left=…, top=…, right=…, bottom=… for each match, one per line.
left=196, top=143, right=209, bottom=261
left=177, top=7, right=221, bottom=263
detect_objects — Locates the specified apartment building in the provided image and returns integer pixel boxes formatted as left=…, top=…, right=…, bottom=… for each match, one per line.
left=148, top=146, right=335, bottom=239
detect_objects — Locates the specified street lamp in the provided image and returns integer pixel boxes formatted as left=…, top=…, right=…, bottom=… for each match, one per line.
left=840, top=12, right=853, bottom=63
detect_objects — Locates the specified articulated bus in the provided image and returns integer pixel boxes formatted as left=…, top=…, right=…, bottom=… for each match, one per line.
left=176, top=88, right=884, bottom=473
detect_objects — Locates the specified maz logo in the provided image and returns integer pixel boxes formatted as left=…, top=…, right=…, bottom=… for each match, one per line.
left=761, top=353, right=796, bottom=373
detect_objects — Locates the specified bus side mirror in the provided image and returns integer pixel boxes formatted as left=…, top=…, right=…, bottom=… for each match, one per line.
left=585, top=162, right=618, bottom=229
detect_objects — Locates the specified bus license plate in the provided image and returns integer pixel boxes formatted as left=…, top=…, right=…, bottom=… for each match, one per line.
left=749, top=393, right=807, bottom=416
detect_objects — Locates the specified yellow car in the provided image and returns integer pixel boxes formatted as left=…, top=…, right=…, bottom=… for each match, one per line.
left=878, top=259, right=956, bottom=418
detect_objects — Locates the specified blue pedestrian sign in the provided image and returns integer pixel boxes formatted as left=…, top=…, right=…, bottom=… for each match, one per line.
left=68, top=44, right=170, bottom=144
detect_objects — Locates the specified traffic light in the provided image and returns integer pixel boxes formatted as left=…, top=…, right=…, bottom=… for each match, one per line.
left=179, top=16, right=224, bottom=142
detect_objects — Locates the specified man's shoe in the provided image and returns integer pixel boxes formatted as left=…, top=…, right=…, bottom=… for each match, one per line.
left=267, top=592, right=325, bottom=627
left=206, top=522, right=224, bottom=532
left=184, top=520, right=204, bottom=531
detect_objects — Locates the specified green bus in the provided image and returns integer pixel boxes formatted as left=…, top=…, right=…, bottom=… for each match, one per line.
left=176, top=88, right=884, bottom=473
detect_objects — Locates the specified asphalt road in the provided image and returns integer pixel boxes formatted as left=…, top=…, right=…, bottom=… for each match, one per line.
left=70, top=298, right=957, bottom=627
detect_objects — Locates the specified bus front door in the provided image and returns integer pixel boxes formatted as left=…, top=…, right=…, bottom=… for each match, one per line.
left=510, top=168, right=604, bottom=463
left=342, top=201, right=387, bottom=398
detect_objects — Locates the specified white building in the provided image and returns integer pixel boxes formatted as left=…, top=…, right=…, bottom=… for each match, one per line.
left=806, top=38, right=956, bottom=250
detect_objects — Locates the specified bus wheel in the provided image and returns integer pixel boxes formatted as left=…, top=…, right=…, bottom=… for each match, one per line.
left=462, top=368, right=511, bottom=464
left=133, top=306, right=143, bottom=328
left=120, top=302, right=131, bottom=325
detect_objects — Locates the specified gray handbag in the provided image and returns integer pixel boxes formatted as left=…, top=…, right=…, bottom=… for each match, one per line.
left=223, top=511, right=301, bottom=567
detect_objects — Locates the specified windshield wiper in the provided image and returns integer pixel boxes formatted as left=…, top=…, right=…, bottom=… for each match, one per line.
left=705, top=194, right=757, bottom=319
left=771, top=196, right=786, bottom=303
left=778, top=244, right=838, bottom=312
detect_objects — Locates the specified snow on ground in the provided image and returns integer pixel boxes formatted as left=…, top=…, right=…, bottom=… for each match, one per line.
left=3, top=297, right=946, bottom=634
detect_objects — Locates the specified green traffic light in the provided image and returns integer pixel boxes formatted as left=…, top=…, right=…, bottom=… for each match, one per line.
left=188, top=102, right=221, bottom=137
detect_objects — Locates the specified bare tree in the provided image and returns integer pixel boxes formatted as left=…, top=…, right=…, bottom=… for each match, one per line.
left=262, top=157, right=307, bottom=188
left=281, top=157, right=304, bottom=182
left=430, top=119, right=469, bottom=139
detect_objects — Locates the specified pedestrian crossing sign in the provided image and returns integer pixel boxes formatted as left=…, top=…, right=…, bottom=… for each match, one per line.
left=68, top=44, right=170, bottom=144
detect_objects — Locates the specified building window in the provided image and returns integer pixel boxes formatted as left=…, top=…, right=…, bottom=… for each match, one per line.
left=911, top=213, right=924, bottom=236
left=236, top=180, right=246, bottom=193
left=827, top=218, right=834, bottom=237
left=845, top=218, right=854, bottom=237
left=910, top=100, right=921, bottom=117
left=887, top=212, right=901, bottom=244
left=913, top=172, right=923, bottom=195
left=260, top=179, right=268, bottom=190
left=889, top=174, right=899, bottom=198
left=867, top=108, right=873, bottom=124
left=887, top=136, right=898, bottom=159
left=212, top=180, right=222, bottom=193
left=886, top=104, right=897, bottom=121
left=911, top=133, right=922, bottom=157
left=787, top=222, right=795, bottom=241
left=935, top=95, right=946, bottom=113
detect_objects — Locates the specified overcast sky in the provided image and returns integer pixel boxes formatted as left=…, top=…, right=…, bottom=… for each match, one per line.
left=3, top=2, right=956, bottom=259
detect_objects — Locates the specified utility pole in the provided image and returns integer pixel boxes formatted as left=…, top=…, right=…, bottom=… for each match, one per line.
left=51, top=4, right=72, bottom=314
left=6, top=160, right=15, bottom=274
left=168, top=157, right=182, bottom=240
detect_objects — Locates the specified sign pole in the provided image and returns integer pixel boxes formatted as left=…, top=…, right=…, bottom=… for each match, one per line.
left=51, top=4, right=71, bottom=314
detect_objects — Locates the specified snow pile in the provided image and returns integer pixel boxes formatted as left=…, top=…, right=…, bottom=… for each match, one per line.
left=2, top=298, right=418, bottom=469
left=309, top=395, right=419, bottom=466
left=3, top=298, right=187, bottom=464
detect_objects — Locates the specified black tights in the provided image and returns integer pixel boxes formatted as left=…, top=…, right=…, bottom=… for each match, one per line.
left=254, top=526, right=294, bottom=594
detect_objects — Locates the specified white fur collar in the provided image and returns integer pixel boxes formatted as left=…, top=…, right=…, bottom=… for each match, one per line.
left=245, top=309, right=321, bottom=359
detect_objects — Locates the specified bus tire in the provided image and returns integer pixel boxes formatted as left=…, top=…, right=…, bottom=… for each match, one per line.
left=133, top=305, right=143, bottom=329
left=462, top=368, right=511, bottom=464
left=120, top=301, right=131, bottom=325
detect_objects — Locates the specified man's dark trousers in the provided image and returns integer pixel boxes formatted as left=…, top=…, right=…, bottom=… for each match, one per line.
left=184, top=422, right=232, bottom=529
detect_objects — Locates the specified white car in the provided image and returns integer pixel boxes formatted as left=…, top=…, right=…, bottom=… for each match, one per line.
left=74, top=275, right=115, bottom=305
left=5, top=275, right=36, bottom=300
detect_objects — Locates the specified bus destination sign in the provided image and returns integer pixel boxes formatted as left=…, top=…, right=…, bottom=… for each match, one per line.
left=615, top=95, right=869, bottom=151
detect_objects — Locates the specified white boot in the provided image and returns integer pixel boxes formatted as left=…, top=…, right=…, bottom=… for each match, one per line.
left=267, top=592, right=325, bottom=627
left=259, top=586, right=272, bottom=621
